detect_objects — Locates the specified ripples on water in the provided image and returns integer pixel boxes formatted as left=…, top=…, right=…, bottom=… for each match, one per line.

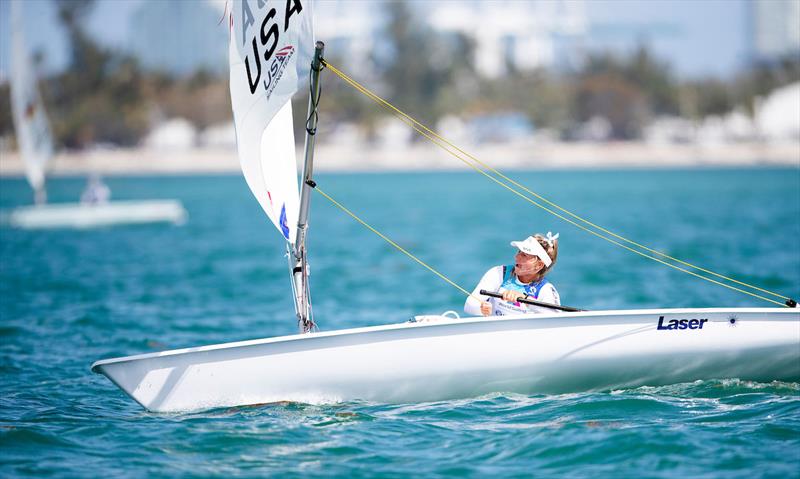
left=1, top=170, right=799, bottom=477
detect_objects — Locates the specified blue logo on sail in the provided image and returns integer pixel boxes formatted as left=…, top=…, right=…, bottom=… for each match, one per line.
left=279, top=203, right=290, bottom=240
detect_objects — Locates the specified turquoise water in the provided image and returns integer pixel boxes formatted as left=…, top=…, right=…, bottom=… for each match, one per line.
left=1, top=169, right=799, bottom=477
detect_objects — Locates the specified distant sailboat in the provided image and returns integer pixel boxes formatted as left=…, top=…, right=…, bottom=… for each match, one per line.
left=7, top=0, right=186, bottom=229
left=8, top=0, right=51, bottom=206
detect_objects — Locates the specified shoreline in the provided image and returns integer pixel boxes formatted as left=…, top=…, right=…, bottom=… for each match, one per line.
left=0, top=141, right=798, bottom=176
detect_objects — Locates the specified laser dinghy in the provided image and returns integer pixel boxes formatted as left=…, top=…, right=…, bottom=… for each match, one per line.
left=92, top=1, right=799, bottom=413
left=91, top=308, right=799, bottom=413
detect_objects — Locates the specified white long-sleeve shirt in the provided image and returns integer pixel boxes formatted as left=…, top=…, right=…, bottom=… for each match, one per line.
left=464, top=265, right=560, bottom=317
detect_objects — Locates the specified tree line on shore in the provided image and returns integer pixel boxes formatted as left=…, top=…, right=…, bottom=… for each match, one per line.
left=1, top=0, right=798, bottom=149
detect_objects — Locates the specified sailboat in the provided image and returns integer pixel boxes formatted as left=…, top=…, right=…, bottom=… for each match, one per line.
left=91, top=1, right=799, bottom=413
left=6, top=0, right=186, bottom=230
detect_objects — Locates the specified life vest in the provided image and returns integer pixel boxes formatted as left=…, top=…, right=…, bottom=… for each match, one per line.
left=491, top=265, right=551, bottom=316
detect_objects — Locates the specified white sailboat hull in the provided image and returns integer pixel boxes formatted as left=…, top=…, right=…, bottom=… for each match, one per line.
left=8, top=200, right=187, bottom=229
left=91, top=308, right=800, bottom=413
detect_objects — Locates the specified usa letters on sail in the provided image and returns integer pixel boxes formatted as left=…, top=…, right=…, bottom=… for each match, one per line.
left=229, top=0, right=314, bottom=243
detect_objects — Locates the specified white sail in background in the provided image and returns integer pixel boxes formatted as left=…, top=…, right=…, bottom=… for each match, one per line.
left=229, top=0, right=314, bottom=243
left=10, top=0, right=54, bottom=201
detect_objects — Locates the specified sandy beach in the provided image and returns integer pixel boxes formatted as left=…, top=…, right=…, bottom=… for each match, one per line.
left=0, top=141, right=798, bottom=176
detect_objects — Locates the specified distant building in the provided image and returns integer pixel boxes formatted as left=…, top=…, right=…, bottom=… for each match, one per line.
left=128, top=0, right=227, bottom=76
left=123, top=0, right=588, bottom=79
left=315, top=0, right=587, bottom=79
left=756, top=82, right=800, bottom=141
left=752, top=0, right=800, bottom=63
left=428, top=0, right=588, bottom=78
left=315, top=1, right=382, bottom=79
left=144, top=118, right=197, bottom=151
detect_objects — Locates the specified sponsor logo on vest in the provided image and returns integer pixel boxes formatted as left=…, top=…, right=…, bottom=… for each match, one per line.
left=657, top=316, right=708, bottom=330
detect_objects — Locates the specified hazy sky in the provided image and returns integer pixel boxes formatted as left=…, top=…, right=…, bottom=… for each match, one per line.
left=585, top=0, right=750, bottom=77
left=0, top=0, right=750, bottom=81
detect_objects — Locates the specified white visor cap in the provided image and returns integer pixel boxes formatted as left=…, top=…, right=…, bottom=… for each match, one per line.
left=510, top=236, right=552, bottom=267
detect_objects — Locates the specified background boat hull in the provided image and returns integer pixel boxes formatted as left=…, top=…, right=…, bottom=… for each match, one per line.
left=8, top=200, right=187, bottom=229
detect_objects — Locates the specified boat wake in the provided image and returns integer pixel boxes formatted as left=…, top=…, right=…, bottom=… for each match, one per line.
left=613, top=378, right=800, bottom=397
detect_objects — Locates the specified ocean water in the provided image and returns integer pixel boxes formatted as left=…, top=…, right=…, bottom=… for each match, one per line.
left=1, top=168, right=799, bottom=477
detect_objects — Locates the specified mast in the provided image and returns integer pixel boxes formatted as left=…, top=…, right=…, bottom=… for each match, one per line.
left=291, top=41, right=325, bottom=333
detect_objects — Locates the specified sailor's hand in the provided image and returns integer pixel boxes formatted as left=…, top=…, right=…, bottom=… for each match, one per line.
left=480, top=301, right=492, bottom=316
left=501, top=290, right=525, bottom=302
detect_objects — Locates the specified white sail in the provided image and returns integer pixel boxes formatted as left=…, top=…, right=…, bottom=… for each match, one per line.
left=229, top=0, right=314, bottom=243
left=10, top=0, right=54, bottom=200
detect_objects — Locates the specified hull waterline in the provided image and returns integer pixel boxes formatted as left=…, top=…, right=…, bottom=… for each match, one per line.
left=91, top=308, right=800, bottom=413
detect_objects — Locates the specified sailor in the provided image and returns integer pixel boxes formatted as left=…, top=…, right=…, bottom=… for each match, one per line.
left=80, top=174, right=111, bottom=205
left=464, top=232, right=561, bottom=316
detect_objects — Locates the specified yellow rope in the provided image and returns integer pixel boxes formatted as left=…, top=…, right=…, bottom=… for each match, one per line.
left=314, top=186, right=477, bottom=301
left=322, top=60, right=791, bottom=308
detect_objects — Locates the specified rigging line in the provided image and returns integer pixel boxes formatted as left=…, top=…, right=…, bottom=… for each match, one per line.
left=388, top=107, right=790, bottom=306
left=306, top=60, right=322, bottom=135
left=312, top=185, right=477, bottom=301
left=325, top=61, right=790, bottom=302
left=317, top=87, right=787, bottom=307
left=323, top=61, right=793, bottom=305
left=323, top=64, right=790, bottom=307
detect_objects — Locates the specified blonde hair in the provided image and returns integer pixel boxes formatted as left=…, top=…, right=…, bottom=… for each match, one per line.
left=531, top=233, right=558, bottom=281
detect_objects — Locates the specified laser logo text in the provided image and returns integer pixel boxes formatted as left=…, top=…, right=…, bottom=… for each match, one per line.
left=657, top=316, right=708, bottom=330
